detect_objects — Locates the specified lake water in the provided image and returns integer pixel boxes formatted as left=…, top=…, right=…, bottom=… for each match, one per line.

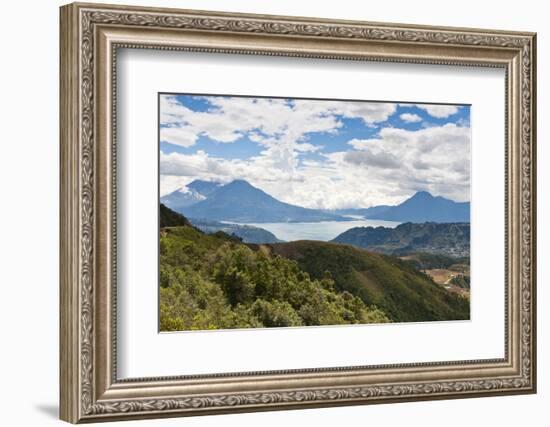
left=227, top=217, right=402, bottom=242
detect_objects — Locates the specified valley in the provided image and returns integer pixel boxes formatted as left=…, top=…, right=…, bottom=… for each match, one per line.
left=422, top=268, right=470, bottom=299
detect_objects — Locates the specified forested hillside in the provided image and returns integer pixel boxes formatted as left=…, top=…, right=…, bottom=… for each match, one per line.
left=160, top=210, right=389, bottom=331
left=261, top=241, right=470, bottom=322
left=333, top=222, right=470, bottom=257
left=160, top=205, right=469, bottom=331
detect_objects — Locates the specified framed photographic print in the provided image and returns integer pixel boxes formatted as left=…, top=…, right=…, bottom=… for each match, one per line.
left=60, top=2, right=537, bottom=423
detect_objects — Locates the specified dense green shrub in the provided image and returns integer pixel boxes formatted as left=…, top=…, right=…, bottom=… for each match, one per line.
left=159, top=225, right=390, bottom=331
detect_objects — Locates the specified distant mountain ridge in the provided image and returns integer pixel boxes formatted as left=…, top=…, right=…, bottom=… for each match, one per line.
left=178, top=179, right=348, bottom=223
left=160, top=179, right=222, bottom=212
left=163, top=180, right=469, bottom=224
left=332, top=222, right=470, bottom=257
left=360, top=191, right=470, bottom=223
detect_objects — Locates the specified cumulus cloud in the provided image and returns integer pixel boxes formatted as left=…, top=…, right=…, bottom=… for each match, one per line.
left=160, top=100, right=245, bottom=144
left=400, top=113, right=422, bottom=123
left=159, top=95, right=470, bottom=208
left=415, top=104, right=460, bottom=118
left=160, top=95, right=349, bottom=183
left=294, top=142, right=322, bottom=152
left=160, top=175, right=197, bottom=197
left=160, top=150, right=234, bottom=178
left=343, top=150, right=401, bottom=169
left=339, top=123, right=471, bottom=204
left=291, top=99, right=397, bottom=124
left=160, top=126, right=200, bottom=148
left=160, top=95, right=396, bottom=149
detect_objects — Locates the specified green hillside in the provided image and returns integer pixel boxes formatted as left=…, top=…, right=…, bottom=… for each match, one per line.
left=261, top=240, right=470, bottom=322
left=160, top=203, right=193, bottom=228
left=160, top=209, right=390, bottom=331
left=400, top=252, right=470, bottom=270
left=332, top=222, right=470, bottom=258
left=189, top=217, right=283, bottom=244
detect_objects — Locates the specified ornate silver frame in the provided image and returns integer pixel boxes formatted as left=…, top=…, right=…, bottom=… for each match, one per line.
left=60, top=2, right=537, bottom=423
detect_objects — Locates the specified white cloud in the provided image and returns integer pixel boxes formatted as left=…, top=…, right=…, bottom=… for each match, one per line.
left=399, top=113, right=422, bottom=123
left=160, top=95, right=396, bottom=150
left=161, top=97, right=245, bottom=145
left=343, top=150, right=401, bottom=169
left=294, top=142, right=322, bottom=152
left=160, top=122, right=470, bottom=207
left=160, top=175, right=195, bottom=197
left=291, top=99, right=397, bottom=124
left=248, top=132, right=263, bottom=143
left=415, top=104, right=460, bottom=118
left=348, top=138, right=380, bottom=150
left=339, top=123, right=471, bottom=204
left=159, top=126, right=199, bottom=148
left=160, top=151, right=233, bottom=178
left=160, top=96, right=399, bottom=203
left=159, top=96, right=470, bottom=208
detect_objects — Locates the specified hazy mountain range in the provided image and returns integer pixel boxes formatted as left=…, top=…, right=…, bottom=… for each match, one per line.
left=330, top=191, right=470, bottom=223
left=163, top=179, right=348, bottom=223
left=161, top=179, right=470, bottom=224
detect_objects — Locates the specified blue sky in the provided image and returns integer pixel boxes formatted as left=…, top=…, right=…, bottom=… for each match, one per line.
left=159, top=94, right=471, bottom=209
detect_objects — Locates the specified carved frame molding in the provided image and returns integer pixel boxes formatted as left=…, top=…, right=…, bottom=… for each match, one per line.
left=60, top=2, right=536, bottom=423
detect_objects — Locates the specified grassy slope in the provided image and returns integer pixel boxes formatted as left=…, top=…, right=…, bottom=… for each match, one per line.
left=258, top=240, right=470, bottom=322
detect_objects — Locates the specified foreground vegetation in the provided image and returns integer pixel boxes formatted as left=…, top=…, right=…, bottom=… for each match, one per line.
left=160, top=207, right=389, bottom=331
left=263, top=241, right=470, bottom=323
left=159, top=205, right=469, bottom=331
